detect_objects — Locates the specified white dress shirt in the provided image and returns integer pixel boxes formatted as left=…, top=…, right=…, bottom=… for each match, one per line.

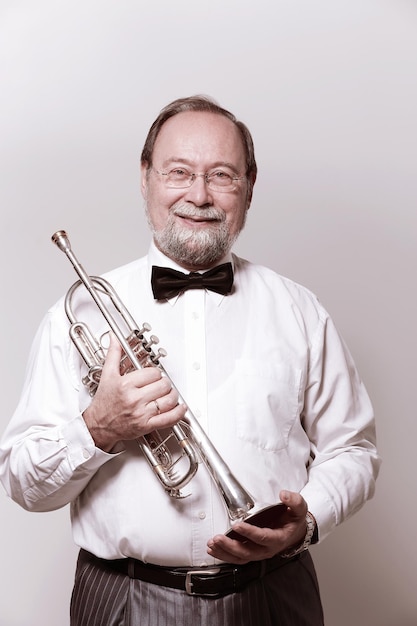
left=0, top=242, right=380, bottom=567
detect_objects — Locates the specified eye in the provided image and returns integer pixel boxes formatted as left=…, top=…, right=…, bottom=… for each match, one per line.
left=168, top=168, right=190, bottom=181
left=209, top=170, right=234, bottom=185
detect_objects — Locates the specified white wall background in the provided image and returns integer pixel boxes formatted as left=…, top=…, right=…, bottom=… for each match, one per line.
left=1, top=1, right=416, bottom=624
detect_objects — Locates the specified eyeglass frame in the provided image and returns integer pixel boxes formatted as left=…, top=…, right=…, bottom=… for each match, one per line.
left=151, top=167, right=247, bottom=193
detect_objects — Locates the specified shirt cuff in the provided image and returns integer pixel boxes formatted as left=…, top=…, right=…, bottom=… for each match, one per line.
left=61, top=414, right=124, bottom=472
left=300, top=484, right=338, bottom=543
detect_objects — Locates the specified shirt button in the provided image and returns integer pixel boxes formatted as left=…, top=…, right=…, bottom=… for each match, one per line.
left=198, top=511, right=206, bottom=520
left=82, top=449, right=90, bottom=459
left=199, top=561, right=208, bottom=567
left=192, top=311, right=200, bottom=320
left=192, top=362, right=201, bottom=371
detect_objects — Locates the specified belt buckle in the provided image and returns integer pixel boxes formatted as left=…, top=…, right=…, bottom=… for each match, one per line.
left=185, top=567, right=221, bottom=596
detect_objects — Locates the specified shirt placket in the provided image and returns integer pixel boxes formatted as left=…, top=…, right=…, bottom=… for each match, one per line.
left=183, top=288, right=215, bottom=566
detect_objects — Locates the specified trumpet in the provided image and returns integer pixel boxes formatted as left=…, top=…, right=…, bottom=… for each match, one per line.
left=52, top=230, right=286, bottom=535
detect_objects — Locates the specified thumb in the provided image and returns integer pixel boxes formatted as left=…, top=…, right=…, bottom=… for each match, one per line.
left=100, top=331, right=122, bottom=379
left=280, top=490, right=307, bottom=519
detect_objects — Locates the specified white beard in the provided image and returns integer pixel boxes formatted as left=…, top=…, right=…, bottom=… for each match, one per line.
left=146, top=201, right=246, bottom=269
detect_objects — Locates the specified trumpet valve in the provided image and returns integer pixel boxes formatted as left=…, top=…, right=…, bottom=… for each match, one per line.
left=151, top=347, right=167, bottom=364
left=144, top=334, right=159, bottom=351
left=138, top=322, right=152, bottom=336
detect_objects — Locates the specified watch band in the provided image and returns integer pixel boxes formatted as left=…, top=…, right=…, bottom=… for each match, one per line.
left=281, top=511, right=316, bottom=558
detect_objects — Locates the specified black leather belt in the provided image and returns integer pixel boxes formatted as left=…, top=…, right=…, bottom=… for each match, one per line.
left=80, top=549, right=301, bottom=598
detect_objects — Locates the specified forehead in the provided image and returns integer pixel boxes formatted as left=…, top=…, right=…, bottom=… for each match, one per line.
left=152, top=111, right=246, bottom=169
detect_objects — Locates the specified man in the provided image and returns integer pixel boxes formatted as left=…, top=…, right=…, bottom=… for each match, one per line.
left=0, top=96, right=380, bottom=625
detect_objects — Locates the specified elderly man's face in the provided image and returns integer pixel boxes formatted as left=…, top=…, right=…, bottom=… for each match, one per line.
left=141, top=111, right=251, bottom=270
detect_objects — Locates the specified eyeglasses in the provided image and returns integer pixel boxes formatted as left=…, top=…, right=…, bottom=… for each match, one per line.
left=152, top=167, right=246, bottom=193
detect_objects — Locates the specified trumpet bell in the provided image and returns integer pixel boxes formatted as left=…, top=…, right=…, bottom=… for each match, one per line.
left=225, top=502, right=288, bottom=541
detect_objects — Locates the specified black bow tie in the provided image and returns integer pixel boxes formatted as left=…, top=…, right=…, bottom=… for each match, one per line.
left=151, top=263, right=234, bottom=300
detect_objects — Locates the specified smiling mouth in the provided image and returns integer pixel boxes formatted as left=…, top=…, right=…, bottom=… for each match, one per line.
left=171, top=203, right=225, bottom=227
left=176, top=213, right=220, bottom=225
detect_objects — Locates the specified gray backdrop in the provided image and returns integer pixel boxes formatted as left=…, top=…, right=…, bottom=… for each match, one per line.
left=1, top=1, right=416, bottom=624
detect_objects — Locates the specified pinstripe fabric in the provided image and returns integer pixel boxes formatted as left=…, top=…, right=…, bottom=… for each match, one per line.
left=70, top=554, right=130, bottom=625
left=70, top=550, right=324, bottom=626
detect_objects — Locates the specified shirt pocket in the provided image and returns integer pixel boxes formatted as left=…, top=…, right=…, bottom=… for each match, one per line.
left=235, top=358, right=302, bottom=452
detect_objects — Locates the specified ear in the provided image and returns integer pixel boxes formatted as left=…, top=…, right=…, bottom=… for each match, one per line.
left=140, top=162, right=149, bottom=199
left=246, top=172, right=257, bottom=209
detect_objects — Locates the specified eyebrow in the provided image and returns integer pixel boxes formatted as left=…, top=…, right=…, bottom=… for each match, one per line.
left=161, top=157, right=240, bottom=173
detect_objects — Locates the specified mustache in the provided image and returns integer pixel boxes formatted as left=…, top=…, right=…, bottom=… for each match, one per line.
left=171, top=201, right=225, bottom=222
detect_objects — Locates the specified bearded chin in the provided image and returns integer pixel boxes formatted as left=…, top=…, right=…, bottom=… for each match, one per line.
left=154, top=221, right=239, bottom=268
left=147, top=209, right=244, bottom=268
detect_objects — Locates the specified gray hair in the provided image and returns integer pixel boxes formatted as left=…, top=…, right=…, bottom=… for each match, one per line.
left=140, top=95, right=257, bottom=192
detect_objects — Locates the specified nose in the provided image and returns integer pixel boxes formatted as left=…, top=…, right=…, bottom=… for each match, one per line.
left=182, top=174, right=213, bottom=207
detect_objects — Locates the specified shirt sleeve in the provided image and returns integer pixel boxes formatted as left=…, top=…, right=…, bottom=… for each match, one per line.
left=0, top=305, right=118, bottom=512
left=299, top=310, right=381, bottom=542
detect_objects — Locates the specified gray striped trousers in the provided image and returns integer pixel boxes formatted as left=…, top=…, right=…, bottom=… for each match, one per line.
left=70, top=549, right=324, bottom=626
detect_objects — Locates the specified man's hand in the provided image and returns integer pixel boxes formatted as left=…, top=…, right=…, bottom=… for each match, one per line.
left=207, top=490, right=308, bottom=564
left=83, top=332, right=186, bottom=451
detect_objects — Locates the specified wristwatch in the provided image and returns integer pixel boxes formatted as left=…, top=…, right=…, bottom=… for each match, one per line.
left=281, top=511, right=317, bottom=558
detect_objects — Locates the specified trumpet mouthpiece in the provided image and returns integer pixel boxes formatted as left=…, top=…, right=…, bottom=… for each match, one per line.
left=51, top=230, right=71, bottom=253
